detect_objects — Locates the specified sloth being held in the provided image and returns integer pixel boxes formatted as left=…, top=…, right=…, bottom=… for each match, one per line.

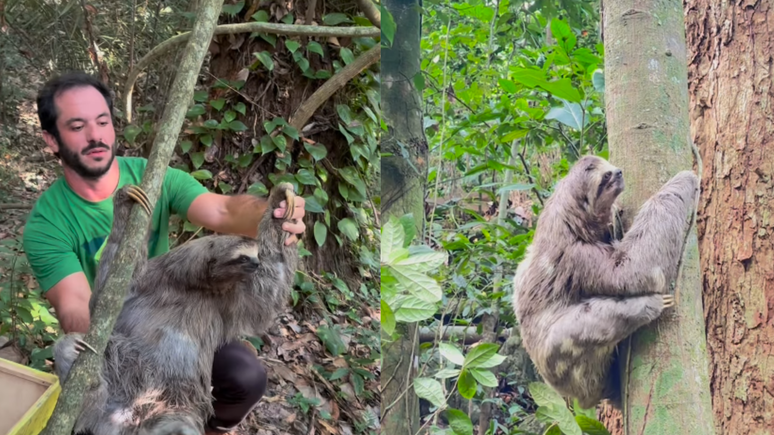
left=512, top=155, right=699, bottom=409
left=53, top=182, right=299, bottom=435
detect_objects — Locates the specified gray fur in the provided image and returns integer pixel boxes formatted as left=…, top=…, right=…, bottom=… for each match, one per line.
left=52, top=183, right=298, bottom=434
left=512, top=156, right=698, bottom=409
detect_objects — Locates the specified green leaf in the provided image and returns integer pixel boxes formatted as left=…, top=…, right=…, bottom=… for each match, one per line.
left=313, top=187, right=328, bottom=205
left=439, top=342, right=465, bottom=366
left=338, top=167, right=366, bottom=197
left=469, top=368, right=498, bottom=388
left=191, top=169, right=213, bottom=180
left=234, top=102, right=247, bottom=115
left=394, top=251, right=447, bottom=273
left=592, top=69, right=605, bottom=92
left=304, top=143, right=328, bottom=161
left=251, top=10, right=269, bottom=22
left=575, top=415, right=612, bottom=435
left=228, top=120, right=248, bottom=132
left=204, top=119, right=219, bottom=129
left=498, top=79, right=518, bottom=94
left=464, top=343, right=502, bottom=369
left=308, top=41, right=324, bottom=56
left=295, top=169, right=317, bottom=185
left=535, top=404, right=582, bottom=435
left=322, top=13, right=351, bottom=25
left=224, top=110, right=236, bottom=123
left=510, top=67, right=547, bottom=88
left=393, top=295, right=436, bottom=322
left=434, top=368, right=461, bottom=379
left=340, top=47, right=354, bottom=65
left=545, top=100, right=587, bottom=130
left=390, top=265, right=442, bottom=302
left=191, top=152, right=204, bottom=169
left=573, top=399, right=597, bottom=419
left=247, top=181, right=268, bottom=196
left=193, top=90, right=208, bottom=102
left=381, top=4, right=396, bottom=46
left=457, top=369, right=477, bottom=400
left=446, top=409, right=474, bottom=435
left=337, top=218, right=359, bottom=241
left=314, top=221, right=327, bottom=247
left=540, top=78, right=582, bottom=102
left=15, top=306, right=33, bottom=323
left=273, top=134, right=287, bottom=151
left=329, top=368, right=349, bottom=381
left=316, top=326, right=346, bottom=356
left=381, top=219, right=405, bottom=263
left=381, top=299, right=396, bottom=335
left=221, top=0, right=244, bottom=16
left=551, top=17, right=577, bottom=53
left=209, top=98, right=225, bottom=111
left=304, top=195, right=324, bottom=213
left=413, top=378, right=446, bottom=409
left=123, top=125, right=142, bottom=145
left=286, top=40, right=301, bottom=53
left=398, top=214, right=417, bottom=246
left=254, top=51, right=274, bottom=71
left=186, top=104, right=206, bottom=118
left=199, top=134, right=212, bottom=147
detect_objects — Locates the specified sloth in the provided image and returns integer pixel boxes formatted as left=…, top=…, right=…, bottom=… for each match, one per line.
left=53, top=182, right=299, bottom=435
left=511, top=155, right=699, bottom=409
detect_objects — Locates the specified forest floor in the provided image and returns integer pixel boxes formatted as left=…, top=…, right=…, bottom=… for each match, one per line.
left=0, top=76, right=379, bottom=435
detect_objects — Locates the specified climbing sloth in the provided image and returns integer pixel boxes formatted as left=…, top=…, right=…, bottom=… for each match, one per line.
left=53, top=182, right=299, bottom=435
left=512, top=155, right=699, bottom=409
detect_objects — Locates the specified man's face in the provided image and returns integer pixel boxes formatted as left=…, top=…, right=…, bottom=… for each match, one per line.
left=43, top=85, right=116, bottom=179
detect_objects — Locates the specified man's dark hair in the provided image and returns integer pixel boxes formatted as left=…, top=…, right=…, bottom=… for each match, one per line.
left=36, top=72, right=114, bottom=142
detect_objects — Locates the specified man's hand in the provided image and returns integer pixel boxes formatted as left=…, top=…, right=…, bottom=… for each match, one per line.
left=274, top=196, right=306, bottom=245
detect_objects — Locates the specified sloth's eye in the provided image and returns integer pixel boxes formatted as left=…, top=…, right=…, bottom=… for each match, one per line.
left=586, top=165, right=595, bottom=172
left=238, top=255, right=250, bottom=262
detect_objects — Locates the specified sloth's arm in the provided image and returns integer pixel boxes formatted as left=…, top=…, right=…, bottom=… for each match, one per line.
left=571, top=171, right=699, bottom=297
left=92, top=185, right=153, bottom=311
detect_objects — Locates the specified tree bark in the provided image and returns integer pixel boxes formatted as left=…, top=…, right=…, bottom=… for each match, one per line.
left=601, top=1, right=715, bottom=434
left=685, top=2, right=774, bottom=433
left=39, top=0, right=224, bottom=433
left=380, top=0, right=426, bottom=433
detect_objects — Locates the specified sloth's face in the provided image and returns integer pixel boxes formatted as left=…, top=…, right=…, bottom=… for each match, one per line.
left=206, top=239, right=261, bottom=283
left=575, top=156, right=624, bottom=215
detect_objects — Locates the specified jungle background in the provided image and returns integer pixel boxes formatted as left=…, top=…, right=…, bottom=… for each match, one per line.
left=382, top=0, right=774, bottom=434
left=0, top=1, right=381, bottom=434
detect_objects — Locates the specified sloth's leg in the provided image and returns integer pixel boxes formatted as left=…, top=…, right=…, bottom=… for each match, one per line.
left=52, top=332, right=98, bottom=382
left=569, top=171, right=699, bottom=297
left=550, top=294, right=674, bottom=350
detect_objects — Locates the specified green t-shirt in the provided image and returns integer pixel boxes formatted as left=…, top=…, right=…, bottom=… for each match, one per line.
left=22, top=156, right=209, bottom=293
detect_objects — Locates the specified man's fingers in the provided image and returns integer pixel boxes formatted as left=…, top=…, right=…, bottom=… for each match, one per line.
left=284, top=234, right=299, bottom=246
left=283, top=221, right=305, bottom=235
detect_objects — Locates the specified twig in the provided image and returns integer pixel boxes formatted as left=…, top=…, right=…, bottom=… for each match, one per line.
left=355, top=0, right=381, bottom=28
left=517, top=140, right=544, bottom=206
left=0, top=203, right=32, bottom=210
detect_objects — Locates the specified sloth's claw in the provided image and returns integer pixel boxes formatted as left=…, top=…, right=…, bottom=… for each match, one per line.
left=76, top=338, right=98, bottom=354
left=662, top=294, right=675, bottom=309
left=283, top=188, right=295, bottom=220
left=126, top=185, right=152, bottom=216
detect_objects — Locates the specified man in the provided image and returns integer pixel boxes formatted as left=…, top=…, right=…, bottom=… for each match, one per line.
left=22, top=72, right=306, bottom=433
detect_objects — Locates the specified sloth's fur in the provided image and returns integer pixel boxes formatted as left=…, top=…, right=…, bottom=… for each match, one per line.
left=512, top=156, right=698, bottom=409
left=53, top=183, right=298, bottom=435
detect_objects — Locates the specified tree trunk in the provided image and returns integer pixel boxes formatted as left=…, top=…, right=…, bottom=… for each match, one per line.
left=685, top=2, right=774, bottom=433
left=600, top=1, right=715, bottom=433
left=380, top=0, right=426, bottom=433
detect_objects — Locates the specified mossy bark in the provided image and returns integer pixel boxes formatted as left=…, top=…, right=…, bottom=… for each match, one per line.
left=380, top=0, right=426, bottom=433
left=39, top=1, right=224, bottom=433
left=600, top=1, right=715, bottom=434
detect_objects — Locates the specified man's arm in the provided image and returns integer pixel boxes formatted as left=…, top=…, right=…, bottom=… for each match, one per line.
left=186, top=192, right=306, bottom=244
left=44, top=272, right=92, bottom=334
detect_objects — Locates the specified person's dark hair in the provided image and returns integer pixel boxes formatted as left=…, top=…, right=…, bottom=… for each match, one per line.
left=36, top=72, right=113, bottom=146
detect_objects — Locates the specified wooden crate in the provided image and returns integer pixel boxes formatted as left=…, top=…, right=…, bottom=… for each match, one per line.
left=0, top=358, right=61, bottom=435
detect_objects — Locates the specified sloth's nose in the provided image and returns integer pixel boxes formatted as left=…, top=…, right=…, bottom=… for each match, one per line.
left=614, top=169, right=623, bottom=179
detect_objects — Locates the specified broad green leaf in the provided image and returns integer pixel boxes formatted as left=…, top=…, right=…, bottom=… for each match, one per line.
left=464, top=343, right=501, bottom=369
left=295, top=169, right=317, bottom=186
left=529, top=382, right=567, bottom=409
left=381, top=299, right=396, bottom=335
left=498, top=79, right=518, bottom=94
left=381, top=219, right=405, bottom=263
left=221, top=0, right=244, bottom=16
left=540, top=78, right=582, bottom=102
left=575, top=415, right=612, bottom=435
left=535, top=404, right=582, bottom=435
left=545, top=100, right=587, bottom=130
left=234, top=102, right=247, bottom=115
left=186, top=104, right=206, bottom=118
left=313, top=187, right=328, bottom=205
left=340, top=47, right=355, bottom=65
left=434, top=368, right=461, bottom=379
left=446, top=409, right=474, bottom=435
left=191, top=151, right=204, bottom=169
left=510, top=67, right=547, bottom=88
left=439, top=342, right=465, bottom=366
left=273, top=134, right=287, bottom=151
left=247, top=181, right=268, bottom=196
left=316, top=326, right=346, bottom=356
left=550, top=17, right=577, bottom=52
left=314, top=221, right=327, bottom=247
left=304, top=143, right=328, bottom=161
left=322, top=13, right=351, bottom=25
left=469, top=368, right=498, bottom=388
left=413, top=378, right=446, bottom=409
left=473, top=352, right=506, bottom=369
left=501, top=129, right=528, bottom=143
left=200, top=134, right=213, bottom=147
left=592, top=69, right=605, bottom=92
left=228, top=121, right=248, bottom=132
left=381, top=5, right=396, bottom=46
left=209, top=98, right=225, bottom=111
left=457, top=369, right=477, bottom=399
left=398, top=214, right=417, bottom=246
left=390, top=265, right=442, bottom=302
left=191, top=169, right=213, bottom=180
left=203, top=119, right=219, bottom=129
left=193, top=90, right=208, bottom=102
left=224, top=110, right=236, bottom=123
left=393, top=251, right=447, bottom=272
left=251, top=10, right=269, bottom=22
left=393, top=295, right=437, bottom=322
left=254, top=51, right=274, bottom=71
left=308, top=41, right=324, bottom=56
left=337, top=218, right=359, bottom=241
left=123, top=125, right=142, bottom=145
left=286, top=40, right=301, bottom=53
left=180, top=139, right=192, bottom=154
left=304, top=195, right=324, bottom=213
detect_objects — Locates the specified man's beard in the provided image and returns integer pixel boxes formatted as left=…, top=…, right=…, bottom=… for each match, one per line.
left=57, top=139, right=115, bottom=180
